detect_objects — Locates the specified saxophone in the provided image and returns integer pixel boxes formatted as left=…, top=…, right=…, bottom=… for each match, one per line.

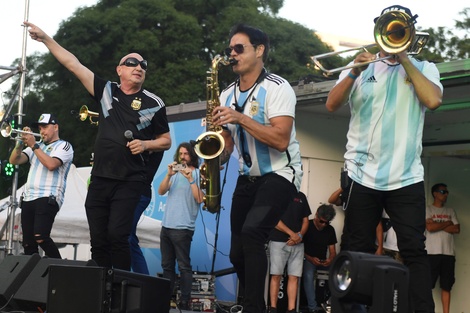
left=193, top=55, right=232, bottom=213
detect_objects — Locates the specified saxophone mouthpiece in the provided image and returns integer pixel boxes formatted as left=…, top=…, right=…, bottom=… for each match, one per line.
left=229, top=58, right=238, bottom=65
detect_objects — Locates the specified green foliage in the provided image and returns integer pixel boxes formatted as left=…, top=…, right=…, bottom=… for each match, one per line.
left=418, top=7, right=470, bottom=62
left=2, top=0, right=340, bottom=172
left=1, top=0, right=468, bottom=197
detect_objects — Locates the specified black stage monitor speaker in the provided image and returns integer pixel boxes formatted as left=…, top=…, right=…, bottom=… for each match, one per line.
left=10, top=257, right=96, bottom=311
left=46, top=266, right=171, bottom=313
left=47, top=265, right=113, bottom=313
left=0, top=254, right=41, bottom=309
left=111, top=269, right=171, bottom=313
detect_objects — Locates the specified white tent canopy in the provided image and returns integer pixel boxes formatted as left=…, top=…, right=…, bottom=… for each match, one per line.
left=0, top=164, right=161, bottom=248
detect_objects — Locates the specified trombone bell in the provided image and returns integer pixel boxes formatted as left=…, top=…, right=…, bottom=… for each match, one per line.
left=374, top=10, right=414, bottom=54
left=311, top=10, right=429, bottom=76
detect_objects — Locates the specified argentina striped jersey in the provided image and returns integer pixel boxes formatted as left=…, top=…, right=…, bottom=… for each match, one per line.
left=220, top=73, right=303, bottom=191
left=338, top=57, right=443, bottom=190
left=23, top=140, right=74, bottom=207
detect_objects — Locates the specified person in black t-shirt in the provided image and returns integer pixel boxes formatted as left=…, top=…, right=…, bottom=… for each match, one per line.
left=268, top=191, right=310, bottom=313
left=302, top=204, right=337, bottom=313
left=25, top=22, right=171, bottom=270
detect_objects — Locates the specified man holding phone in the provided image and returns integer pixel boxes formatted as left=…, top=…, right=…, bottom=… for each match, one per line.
left=302, top=204, right=337, bottom=313
left=158, top=142, right=204, bottom=310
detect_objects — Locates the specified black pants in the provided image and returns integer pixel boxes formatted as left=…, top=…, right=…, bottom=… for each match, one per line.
left=85, top=176, right=144, bottom=270
left=229, top=173, right=297, bottom=313
left=343, top=181, right=434, bottom=313
left=21, top=197, right=61, bottom=258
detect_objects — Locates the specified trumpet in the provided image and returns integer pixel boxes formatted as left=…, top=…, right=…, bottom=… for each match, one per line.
left=1, top=122, right=42, bottom=140
left=79, top=105, right=99, bottom=125
left=312, top=10, right=429, bottom=76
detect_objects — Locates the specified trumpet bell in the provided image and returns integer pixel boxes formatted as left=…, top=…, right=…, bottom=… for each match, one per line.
left=0, top=123, right=12, bottom=137
left=0, top=122, right=42, bottom=140
left=79, top=105, right=99, bottom=125
left=374, top=10, right=415, bottom=54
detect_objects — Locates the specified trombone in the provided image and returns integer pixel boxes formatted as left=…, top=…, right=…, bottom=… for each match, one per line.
left=79, top=105, right=99, bottom=125
left=311, top=10, right=429, bottom=76
left=1, top=122, right=42, bottom=141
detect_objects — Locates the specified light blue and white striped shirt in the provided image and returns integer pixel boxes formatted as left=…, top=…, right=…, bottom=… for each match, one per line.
left=338, top=57, right=442, bottom=191
left=23, top=140, right=74, bottom=207
left=220, top=73, right=303, bottom=191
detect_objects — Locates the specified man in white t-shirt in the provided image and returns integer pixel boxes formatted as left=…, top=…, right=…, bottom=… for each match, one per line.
left=425, top=183, right=460, bottom=313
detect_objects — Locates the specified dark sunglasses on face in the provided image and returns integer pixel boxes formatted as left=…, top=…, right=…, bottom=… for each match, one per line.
left=317, top=217, right=330, bottom=225
left=120, top=57, right=148, bottom=70
left=224, top=44, right=256, bottom=57
left=437, top=190, right=449, bottom=195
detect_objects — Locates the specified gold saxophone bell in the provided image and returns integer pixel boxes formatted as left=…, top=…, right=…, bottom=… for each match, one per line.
left=79, top=105, right=99, bottom=125
left=193, top=131, right=225, bottom=160
left=311, top=10, right=429, bottom=76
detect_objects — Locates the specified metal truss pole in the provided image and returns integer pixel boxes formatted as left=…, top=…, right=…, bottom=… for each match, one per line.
left=4, top=0, right=30, bottom=256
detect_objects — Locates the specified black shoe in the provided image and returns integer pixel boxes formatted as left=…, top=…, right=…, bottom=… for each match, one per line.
left=178, top=300, right=191, bottom=310
left=286, top=309, right=297, bottom=313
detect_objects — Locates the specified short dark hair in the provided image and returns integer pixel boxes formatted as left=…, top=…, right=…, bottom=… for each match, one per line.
left=228, top=23, right=270, bottom=62
left=431, top=183, right=447, bottom=198
left=173, top=142, right=199, bottom=168
left=316, top=204, right=336, bottom=222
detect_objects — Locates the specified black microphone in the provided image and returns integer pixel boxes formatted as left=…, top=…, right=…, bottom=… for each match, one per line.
left=124, top=130, right=145, bottom=166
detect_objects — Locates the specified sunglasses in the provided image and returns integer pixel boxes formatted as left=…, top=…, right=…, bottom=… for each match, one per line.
left=317, top=217, right=330, bottom=225
left=224, top=44, right=256, bottom=57
left=120, top=57, right=148, bottom=70
left=437, top=190, right=449, bottom=195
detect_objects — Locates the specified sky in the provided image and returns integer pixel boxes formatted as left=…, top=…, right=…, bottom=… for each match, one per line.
left=1, top=0, right=468, bottom=94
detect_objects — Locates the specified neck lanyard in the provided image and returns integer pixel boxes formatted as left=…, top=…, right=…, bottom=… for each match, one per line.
left=232, top=69, right=267, bottom=168
left=233, top=69, right=266, bottom=113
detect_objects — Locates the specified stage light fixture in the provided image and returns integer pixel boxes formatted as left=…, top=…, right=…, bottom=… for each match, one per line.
left=329, top=251, right=409, bottom=313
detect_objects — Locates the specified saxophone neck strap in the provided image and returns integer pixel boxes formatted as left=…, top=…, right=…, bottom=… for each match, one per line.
left=233, top=68, right=268, bottom=113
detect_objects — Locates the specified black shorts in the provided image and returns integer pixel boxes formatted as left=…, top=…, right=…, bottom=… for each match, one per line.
left=429, top=254, right=455, bottom=291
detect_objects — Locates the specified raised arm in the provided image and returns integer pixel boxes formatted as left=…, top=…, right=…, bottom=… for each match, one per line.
left=24, top=22, right=95, bottom=95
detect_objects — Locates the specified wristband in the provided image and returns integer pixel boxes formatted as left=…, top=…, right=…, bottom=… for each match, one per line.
left=348, top=72, right=358, bottom=80
left=189, top=180, right=196, bottom=185
left=297, top=232, right=302, bottom=239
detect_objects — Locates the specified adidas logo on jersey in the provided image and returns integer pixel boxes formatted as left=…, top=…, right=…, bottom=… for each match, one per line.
left=366, top=75, right=377, bottom=83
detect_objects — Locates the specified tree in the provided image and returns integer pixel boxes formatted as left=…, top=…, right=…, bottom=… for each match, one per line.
left=2, top=1, right=468, bottom=197
left=2, top=0, right=337, bottom=173
left=418, top=7, right=470, bottom=62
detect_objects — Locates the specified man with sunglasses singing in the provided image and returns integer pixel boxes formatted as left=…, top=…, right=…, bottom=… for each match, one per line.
left=24, top=22, right=171, bottom=271
left=425, top=183, right=460, bottom=313
left=212, top=24, right=303, bottom=313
